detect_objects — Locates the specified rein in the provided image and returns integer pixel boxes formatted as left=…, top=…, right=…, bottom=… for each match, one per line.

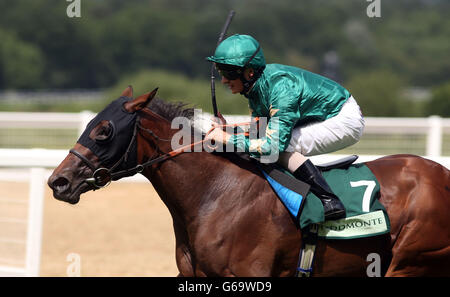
left=70, top=109, right=254, bottom=190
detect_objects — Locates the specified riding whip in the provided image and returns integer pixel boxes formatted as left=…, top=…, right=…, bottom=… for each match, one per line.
left=210, top=10, right=235, bottom=117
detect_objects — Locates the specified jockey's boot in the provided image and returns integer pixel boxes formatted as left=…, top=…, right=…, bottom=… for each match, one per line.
left=293, top=159, right=346, bottom=220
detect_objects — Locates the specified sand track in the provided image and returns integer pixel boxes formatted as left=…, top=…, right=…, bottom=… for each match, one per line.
left=1, top=180, right=178, bottom=276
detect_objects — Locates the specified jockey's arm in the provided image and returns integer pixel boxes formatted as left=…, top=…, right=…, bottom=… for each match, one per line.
left=227, top=82, right=301, bottom=161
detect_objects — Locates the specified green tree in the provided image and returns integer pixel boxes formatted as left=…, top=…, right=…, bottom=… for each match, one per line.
left=0, top=0, right=449, bottom=102
left=0, top=29, right=44, bottom=89
left=107, top=69, right=250, bottom=115
left=425, top=82, right=450, bottom=117
left=346, top=71, right=407, bottom=117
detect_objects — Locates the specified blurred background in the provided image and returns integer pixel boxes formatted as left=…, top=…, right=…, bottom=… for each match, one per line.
left=0, top=0, right=449, bottom=276
left=0, top=0, right=449, bottom=154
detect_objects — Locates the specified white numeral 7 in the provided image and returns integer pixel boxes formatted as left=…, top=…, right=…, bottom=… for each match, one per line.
left=350, top=180, right=376, bottom=212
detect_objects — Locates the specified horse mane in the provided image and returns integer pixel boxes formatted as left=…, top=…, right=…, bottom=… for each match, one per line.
left=145, top=97, right=259, bottom=173
left=147, top=97, right=195, bottom=121
left=146, top=97, right=214, bottom=137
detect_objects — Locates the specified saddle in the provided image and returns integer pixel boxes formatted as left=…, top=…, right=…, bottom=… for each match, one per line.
left=257, top=155, right=359, bottom=218
left=316, top=155, right=359, bottom=171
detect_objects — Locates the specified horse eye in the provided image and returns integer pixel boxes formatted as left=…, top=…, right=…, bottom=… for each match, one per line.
left=95, top=122, right=115, bottom=143
left=99, top=126, right=110, bottom=136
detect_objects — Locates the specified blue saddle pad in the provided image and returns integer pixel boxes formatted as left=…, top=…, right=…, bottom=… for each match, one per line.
left=262, top=170, right=305, bottom=218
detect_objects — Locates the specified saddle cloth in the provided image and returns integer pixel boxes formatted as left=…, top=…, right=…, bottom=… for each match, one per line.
left=261, top=163, right=391, bottom=240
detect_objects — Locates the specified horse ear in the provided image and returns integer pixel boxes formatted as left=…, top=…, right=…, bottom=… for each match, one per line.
left=121, top=85, right=133, bottom=97
left=123, top=87, right=158, bottom=113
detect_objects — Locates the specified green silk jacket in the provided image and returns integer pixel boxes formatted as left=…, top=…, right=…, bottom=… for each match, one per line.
left=228, top=63, right=351, bottom=158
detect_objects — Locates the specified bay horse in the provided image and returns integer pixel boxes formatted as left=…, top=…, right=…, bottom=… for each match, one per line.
left=48, top=87, right=450, bottom=276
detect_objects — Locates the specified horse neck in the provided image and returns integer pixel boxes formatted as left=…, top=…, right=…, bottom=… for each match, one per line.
left=136, top=115, right=226, bottom=226
left=151, top=152, right=224, bottom=224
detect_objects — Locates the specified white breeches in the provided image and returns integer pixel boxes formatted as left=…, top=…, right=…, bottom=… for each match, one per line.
left=286, top=96, right=365, bottom=156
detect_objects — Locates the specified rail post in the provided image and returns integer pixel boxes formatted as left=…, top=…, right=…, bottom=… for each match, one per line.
left=426, top=115, right=442, bottom=157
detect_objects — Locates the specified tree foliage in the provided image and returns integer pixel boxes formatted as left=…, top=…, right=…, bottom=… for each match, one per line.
left=426, top=82, right=450, bottom=117
left=0, top=29, right=44, bottom=88
left=0, top=0, right=448, bottom=116
left=346, top=71, right=407, bottom=117
left=107, top=69, right=249, bottom=114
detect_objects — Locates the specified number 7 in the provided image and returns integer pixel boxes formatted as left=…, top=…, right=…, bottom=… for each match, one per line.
left=350, top=180, right=376, bottom=212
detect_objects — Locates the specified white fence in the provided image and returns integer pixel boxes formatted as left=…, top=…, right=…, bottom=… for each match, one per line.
left=362, top=116, right=450, bottom=157
left=0, top=110, right=93, bottom=138
left=0, top=111, right=449, bottom=156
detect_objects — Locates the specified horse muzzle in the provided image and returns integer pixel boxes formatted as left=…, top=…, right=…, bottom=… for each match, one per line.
left=48, top=171, right=91, bottom=204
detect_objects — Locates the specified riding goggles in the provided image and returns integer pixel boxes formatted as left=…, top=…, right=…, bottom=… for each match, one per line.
left=216, top=67, right=243, bottom=80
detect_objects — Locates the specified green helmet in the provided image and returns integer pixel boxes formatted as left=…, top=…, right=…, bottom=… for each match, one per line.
left=206, top=34, right=266, bottom=70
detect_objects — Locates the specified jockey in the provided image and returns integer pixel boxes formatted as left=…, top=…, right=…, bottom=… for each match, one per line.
left=205, top=34, right=365, bottom=220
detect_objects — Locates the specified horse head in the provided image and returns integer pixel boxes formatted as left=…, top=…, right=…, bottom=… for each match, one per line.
left=47, top=86, right=159, bottom=204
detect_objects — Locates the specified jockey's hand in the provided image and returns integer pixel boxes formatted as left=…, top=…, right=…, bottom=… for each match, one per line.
left=204, top=126, right=231, bottom=151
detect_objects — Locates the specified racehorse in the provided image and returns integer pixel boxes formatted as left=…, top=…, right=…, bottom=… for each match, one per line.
left=48, top=87, right=450, bottom=276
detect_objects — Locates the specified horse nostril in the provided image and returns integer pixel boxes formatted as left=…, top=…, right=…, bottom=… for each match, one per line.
left=51, top=176, right=70, bottom=194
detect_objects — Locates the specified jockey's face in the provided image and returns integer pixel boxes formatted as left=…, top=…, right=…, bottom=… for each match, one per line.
left=220, top=68, right=254, bottom=94
left=221, top=75, right=244, bottom=94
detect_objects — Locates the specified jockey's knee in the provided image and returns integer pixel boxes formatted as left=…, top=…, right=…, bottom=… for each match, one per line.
left=278, top=151, right=308, bottom=173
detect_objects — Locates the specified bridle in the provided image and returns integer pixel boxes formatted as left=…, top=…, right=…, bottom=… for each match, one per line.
left=70, top=109, right=255, bottom=190
left=69, top=112, right=208, bottom=190
left=69, top=117, right=142, bottom=189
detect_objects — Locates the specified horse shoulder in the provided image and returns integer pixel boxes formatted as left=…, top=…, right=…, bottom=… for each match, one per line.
left=191, top=158, right=300, bottom=276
